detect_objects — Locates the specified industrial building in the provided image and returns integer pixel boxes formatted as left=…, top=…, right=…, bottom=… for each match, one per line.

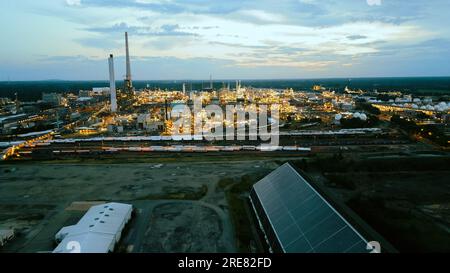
left=53, top=202, right=132, bottom=253
left=137, top=114, right=164, bottom=132
left=250, top=163, right=394, bottom=253
left=92, top=87, right=110, bottom=96
left=42, top=93, right=62, bottom=106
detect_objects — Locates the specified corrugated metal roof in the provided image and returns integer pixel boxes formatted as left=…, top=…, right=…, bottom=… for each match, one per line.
left=251, top=163, right=372, bottom=253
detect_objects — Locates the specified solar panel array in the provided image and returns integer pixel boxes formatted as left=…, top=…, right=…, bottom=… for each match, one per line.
left=252, top=163, right=369, bottom=253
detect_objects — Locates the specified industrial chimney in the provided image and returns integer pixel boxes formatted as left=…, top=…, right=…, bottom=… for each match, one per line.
left=124, top=32, right=133, bottom=95
left=108, top=54, right=118, bottom=113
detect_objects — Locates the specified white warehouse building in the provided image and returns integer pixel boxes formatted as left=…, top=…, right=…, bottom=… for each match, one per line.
left=53, top=202, right=133, bottom=253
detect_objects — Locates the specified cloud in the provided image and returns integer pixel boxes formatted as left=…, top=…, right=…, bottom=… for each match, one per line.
left=239, top=10, right=285, bottom=23
left=86, top=22, right=198, bottom=37
left=208, top=41, right=269, bottom=49
left=66, top=0, right=81, bottom=6
left=201, top=26, right=219, bottom=30
left=236, top=59, right=337, bottom=69
left=3, top=0, right=450, bottom=79
left=347, top=35, right=368, bottom=40
left=38, top=55, right=98, bottom=62
left=367, top=0, right=382, bottom=6
left=75, top=36, right=122, bottom=50
left=80, top=0, right=243, bottom=15
left=145, top=35, right=198, bottom=50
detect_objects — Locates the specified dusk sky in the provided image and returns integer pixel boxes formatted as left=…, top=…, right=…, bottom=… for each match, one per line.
left=1, top=0, right=450, bottom=80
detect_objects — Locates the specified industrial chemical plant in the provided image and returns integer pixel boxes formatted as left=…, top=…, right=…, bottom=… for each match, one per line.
left=0, top=32, right=449, bottom=255
left=1, top=32, right=448, bottom=161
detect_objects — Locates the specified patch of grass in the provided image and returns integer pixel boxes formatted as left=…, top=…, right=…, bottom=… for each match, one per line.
left=347, top=196, right=450, bottom=253
left=220, top=172, right=268, bottom=253
left=289, top=159, right=309, bottom=171
left=324, top=174, right=356, bottom=190
left=16, top=213, right=45, bottom=221
left=217, top=178, right=235, bottom=190
left=311, top=155, right=450, bottom=173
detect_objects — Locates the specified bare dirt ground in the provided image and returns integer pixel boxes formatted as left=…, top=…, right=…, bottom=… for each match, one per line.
left=141, top=202, right=225, bottom=252
left=0, top=159, right=280, bottom=253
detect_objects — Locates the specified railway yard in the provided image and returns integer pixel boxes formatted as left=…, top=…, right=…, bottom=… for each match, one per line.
left=1, top=132, right=447, bottom=253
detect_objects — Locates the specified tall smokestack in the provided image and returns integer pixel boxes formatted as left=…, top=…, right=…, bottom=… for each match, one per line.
left=108, top=54, right=118, bottom=113
left=125, top=32, right=131, bottom=82
left=124, top=32, right=133, bottom=95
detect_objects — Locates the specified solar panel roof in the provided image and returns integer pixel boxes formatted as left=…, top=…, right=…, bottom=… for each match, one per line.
left=252, top=163, right=371, bottom=253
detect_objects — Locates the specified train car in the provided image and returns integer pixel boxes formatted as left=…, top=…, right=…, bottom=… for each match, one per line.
left=36, top=142, right=51, bottom=147
left=220, top=146, right=234, bottom=152
left=205, top=146, right=220, bottom=152
left=151, top=146, right=165, bottom=152
left=242, top=145, right=256, bottom=151
left=258, top=145, right=282, bottom=152
left=104, top=148, right=120, bottom=153
left=172, top=135, right=192, bottom=141
left=168, top=146, right=183, bottom=152
left=193, top=147, right=207, bottom=153
left=182, top=145, right=195, bottom=152
left=231, top=145, right=242, bottom=151
left=150, top=136, right=162, bottom=141
left=282, top=146, right=298, bottom=151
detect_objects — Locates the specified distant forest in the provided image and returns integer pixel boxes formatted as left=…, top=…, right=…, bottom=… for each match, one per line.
left=0, top=77, right=449, bottom=101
